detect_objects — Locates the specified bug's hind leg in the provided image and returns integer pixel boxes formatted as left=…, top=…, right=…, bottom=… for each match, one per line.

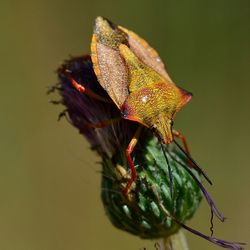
left=64, top=69, right=113, bottom=103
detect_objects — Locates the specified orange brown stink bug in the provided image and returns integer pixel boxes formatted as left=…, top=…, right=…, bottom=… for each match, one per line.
left=65, top=16, right=211, bottom=195
left=54, top=17, right=246, bottom=248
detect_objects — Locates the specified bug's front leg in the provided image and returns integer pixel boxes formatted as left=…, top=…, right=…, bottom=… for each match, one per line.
left=173, top=129, right=194, bottom=168
left=64, top=69, right=113, bottom=103
left=172, top=129, right=191, bottom=156
left=123, top=126, right=143, bottom=195
left=83, top=118, right=121, bottom=129
left=173, top=129, right=212, bottom=185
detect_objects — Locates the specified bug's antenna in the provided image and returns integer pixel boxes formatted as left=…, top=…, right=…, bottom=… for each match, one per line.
left=167, top=151, right=225, bottom=222
left=173, top=139, right=212, bottom=185
left=160, top=142, right=173, bottom=198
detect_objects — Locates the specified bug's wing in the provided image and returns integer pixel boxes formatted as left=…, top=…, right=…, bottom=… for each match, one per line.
left=91, top=17, right=129, bottom=108
left=118, top=26, right=173, bottom=84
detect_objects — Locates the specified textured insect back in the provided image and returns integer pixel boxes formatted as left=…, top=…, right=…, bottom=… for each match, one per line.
left=91, top=17, right=193, bottom=145
left=91, top=17, right=129, bottom=108
left=117, top=26, right=172, bottom=82
left=118, top=44, right=165, bottom=92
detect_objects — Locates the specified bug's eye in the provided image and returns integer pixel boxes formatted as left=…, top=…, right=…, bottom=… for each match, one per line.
left=121, top=107, right=128, bottom=118
left=170, top=120, right=174, bottom=127
left=150, top=124, right=157, bottom=131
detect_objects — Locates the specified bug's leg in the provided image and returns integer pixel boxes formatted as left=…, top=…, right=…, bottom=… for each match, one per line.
left=64, top=70, right=112, bottom=103
left=172, top=129, right=191, bottom=156
left=84, top=118, right=121, bottom=129
left=123, top=126, right=143, bottom=195
left=173, top=130, right=213, bottom=185
left=173, top=129, right=193, bottom=167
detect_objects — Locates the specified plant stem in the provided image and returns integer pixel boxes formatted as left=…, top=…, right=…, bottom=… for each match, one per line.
left=159, top=230, right=189, bottom=250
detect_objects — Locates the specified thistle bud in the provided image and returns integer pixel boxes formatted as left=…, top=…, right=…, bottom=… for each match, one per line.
left=51, top=56, right=245, bottom=250
left=102, top=135, right=202, bottom=238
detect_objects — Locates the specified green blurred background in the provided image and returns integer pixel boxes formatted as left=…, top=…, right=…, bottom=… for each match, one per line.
left=1, top=0, right=249, bottom=249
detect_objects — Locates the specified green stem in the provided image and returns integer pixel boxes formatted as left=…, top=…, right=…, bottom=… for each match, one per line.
left=161, top=230, right=189, bottom=250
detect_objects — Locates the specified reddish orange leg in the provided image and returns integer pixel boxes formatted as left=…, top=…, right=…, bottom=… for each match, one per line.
left=172, top=129, right=191, bottom=157
left=123, top=126, right=143, bottom=195
left=173, top=129, right=212, bottom=184
left=83, top=118, right=120, bottom=129
left=173, top=129, right=193, bottom=167
left=64, top=70, right=112, bottom=103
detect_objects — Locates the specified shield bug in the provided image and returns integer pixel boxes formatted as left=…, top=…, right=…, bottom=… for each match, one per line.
left=66, top=16, right=212, bottom=195
left=69, top=17, right=210, bottom=194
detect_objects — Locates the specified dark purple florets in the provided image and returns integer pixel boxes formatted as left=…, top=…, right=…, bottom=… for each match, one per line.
left=57, top=55, right=137, bottom=157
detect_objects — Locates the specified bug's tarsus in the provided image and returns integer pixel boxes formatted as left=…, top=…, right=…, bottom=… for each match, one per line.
left=173, top=139, right=213, bottom=185
left=63, top=69, right=85, bottom=93
left=160, top=142, right=173, bottom=198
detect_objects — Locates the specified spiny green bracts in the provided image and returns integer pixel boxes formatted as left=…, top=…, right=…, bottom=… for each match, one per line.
left=102, top=135, right=202, bottom=238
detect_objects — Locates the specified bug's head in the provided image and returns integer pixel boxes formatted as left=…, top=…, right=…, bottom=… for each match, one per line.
left=122, top=85, right=192, bottom=145
left=151, top=114, right=174, bottom=144
left=151, top=88, right=192, bottom=144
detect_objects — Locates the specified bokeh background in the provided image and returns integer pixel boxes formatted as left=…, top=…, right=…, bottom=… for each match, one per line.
left=1, top=0, right=250, bottom=249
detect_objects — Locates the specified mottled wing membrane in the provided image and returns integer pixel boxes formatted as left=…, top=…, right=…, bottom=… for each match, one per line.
left=118, top=26, right=173, bottom=84
left=91, top=17, right=129, bottom=108
left=91, top=17, right=175, bottom=108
